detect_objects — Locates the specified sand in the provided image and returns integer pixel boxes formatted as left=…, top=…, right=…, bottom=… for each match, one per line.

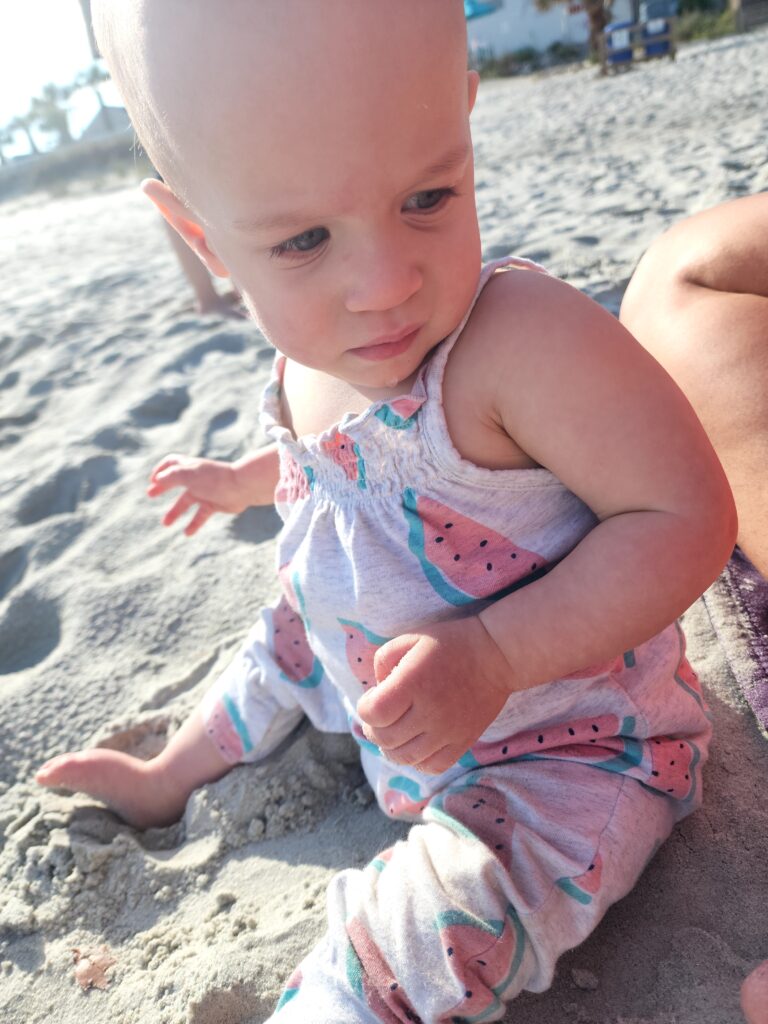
left=1, top=31, right=767, bottom=1024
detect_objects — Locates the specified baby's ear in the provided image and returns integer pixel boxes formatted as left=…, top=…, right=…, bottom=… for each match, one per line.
left=141, top=177, right=229, bottom=278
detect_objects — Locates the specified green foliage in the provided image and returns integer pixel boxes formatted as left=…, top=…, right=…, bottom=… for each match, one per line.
left=675, top=8, right=736, bottom=38
left=474, top=39, right=586, bottom=78
left=547, top=40, right=587, bottom=63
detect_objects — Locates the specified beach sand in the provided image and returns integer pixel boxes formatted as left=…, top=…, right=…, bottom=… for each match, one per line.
left=1, top=31, right=767, bottom=1024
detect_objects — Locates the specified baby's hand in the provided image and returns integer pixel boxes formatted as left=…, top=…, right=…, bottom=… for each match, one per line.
left=147, top=454, right=248, bottom=535
left=356, top=617, right=513, bottom=775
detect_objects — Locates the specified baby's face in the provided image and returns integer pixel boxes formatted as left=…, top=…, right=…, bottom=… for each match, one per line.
left=158, top=1, right=481, bottom=389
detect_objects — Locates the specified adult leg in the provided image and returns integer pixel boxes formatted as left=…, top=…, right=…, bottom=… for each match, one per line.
left=621, top=195, right=768, bottom=578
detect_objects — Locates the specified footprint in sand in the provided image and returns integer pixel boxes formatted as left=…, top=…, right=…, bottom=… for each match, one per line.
left=130, top=386, right=190, bottom=427
left=0, top=546, right=28, bottom=601
left=16, top=455, right=119, bottom=526
left=90, top=426, right=142, bottom=453
left=161, top=329, right=247, bottom=373
left=0, top=590, right=60, bottom=674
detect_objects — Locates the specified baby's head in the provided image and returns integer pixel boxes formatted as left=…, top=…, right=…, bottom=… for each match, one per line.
left=93, top=0, right=482, bottom=389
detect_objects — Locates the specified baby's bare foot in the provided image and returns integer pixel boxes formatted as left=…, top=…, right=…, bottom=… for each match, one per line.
left=35, top=748, right=187, bottom=830
left=742, top=960, right=768, bottom=1024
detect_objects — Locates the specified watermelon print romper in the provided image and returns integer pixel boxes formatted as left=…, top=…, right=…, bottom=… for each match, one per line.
left=200, top=257, right=712, bottom=1024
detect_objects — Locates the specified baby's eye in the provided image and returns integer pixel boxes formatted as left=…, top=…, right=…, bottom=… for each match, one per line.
left=403, top=187, right=457, bottom=213
left=270, top=226, right=329, bottom=259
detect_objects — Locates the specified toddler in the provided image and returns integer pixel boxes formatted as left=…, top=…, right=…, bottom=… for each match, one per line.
left=37, top=2, right=737, bottom=1021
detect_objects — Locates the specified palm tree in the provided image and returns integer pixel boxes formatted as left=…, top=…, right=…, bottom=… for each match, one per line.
left=535, top=0, right=612, bottom=57
left=30, top=83, right=74, bottom=147
left=9, top=113, right=40, bottom=156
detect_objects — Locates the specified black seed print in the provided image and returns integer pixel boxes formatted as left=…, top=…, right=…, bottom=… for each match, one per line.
left=486, top=563, right=493, bottom=571
left=465, top=991, right=473, bottom=999
left=531, top=563, right=537, bottom=570
left=362, top=681, right=368, bottom=686
left=357, top=657, right=362, bottom=662
left=568, top=728, right=575, bottom=736
left=477, top=959, right=486, bottom=966
left=511, top=553, right=517, bottom=559
left=390, top=983, right=398, bottom=991
left=473, top=802, right=480, bottom=809
left=537, top=735, right=544, bottom=743
left=502, top=746, right=508, bottom=755
left=495, top=817, right=505, bottom=824
left=591, top=724, right=600, bottom=732
left=349, top=634, right=354, bottom=639
left=679, top=742, right=684, bottom=749
left=340, top=444, right=346, bottom=449
left=447, top=947, right=454, bottom=956
left=289, top=617, right=296, bottom=623
left=495, top=844, right=503, bottom=850
left=667, top=788, right=674, bottom=793
left=445, top=522, right=453, bottom=528
left=685, top=774, right=689, bottom=779
left=435, top=536, right=444, bottom=543
left=275, top=628, right=281, bottom=634
left=453, top=554, right=461, bottom=561
left=652, top=770, right=659, bottom=777
left=588, top=864, right=595, bottom=871
left=479, top=539, right=488, bottom=547
left=589, top=739, right=597, bottom=743
left=293, top=640, right=300, bottom=645
left=670, top=760, right=676, bottom=766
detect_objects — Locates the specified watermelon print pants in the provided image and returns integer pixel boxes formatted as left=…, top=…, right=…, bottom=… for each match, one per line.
left=202, top=605, right=708, bottom=1024
left=270, top=760, right=677, bottom=1024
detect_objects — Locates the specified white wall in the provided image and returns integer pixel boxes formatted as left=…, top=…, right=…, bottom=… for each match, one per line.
left=466, top=0, right=633, bottom=56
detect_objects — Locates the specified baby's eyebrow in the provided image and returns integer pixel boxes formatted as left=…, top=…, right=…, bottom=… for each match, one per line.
left=232, top=142, right=470, bottom=234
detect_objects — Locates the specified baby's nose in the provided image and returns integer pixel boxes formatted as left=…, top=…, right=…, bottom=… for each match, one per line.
left=344, top=239, right=423, bottom=314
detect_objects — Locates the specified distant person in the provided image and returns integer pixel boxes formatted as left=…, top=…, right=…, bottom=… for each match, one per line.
left=37, top=2, right=736, bottom=1021
left=621, top=193, right=768, bottom=1024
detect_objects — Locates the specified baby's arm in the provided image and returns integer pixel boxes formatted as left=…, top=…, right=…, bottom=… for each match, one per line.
left=147, top=442, right=281, bottom=534
left=359, top=270, right=737, bottom=772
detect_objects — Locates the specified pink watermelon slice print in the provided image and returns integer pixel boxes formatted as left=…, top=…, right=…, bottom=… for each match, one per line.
left=403, top=488, right=546, bottom=606
left=430, top=780, right=515, bottom=871
left=274, top=453, right=312, bottom=504
left=382, top=776, right=429, bottom=817
left=272, top=594, right=324, bottom=689
left=346, top=918, right=420, bottom=1024
left=204, top=696, right=251, bottom=760
left=459, top=714, right=643, bottom=773
left=556, top=853, right=604, bottom=905
left=435, top=904, right=526, bottom=1020
left=275, top=967, right=303, bottom=1011
left=322, top=430, right=366, bottom=489
left=338, top=618, right=391, bottom=689
left=374, top=395, right=425, bottom=430
left=647, top=736, right=699, bottom=800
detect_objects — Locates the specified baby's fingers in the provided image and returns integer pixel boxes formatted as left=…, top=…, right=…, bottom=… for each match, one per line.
left=162, top=492, right=195, bottom=527
left=184, top=504, right=214, bottom=536
left=148, top=454, right=183, bottom=483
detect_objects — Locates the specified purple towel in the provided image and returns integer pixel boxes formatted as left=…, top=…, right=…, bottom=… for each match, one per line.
left=703, top=547, right=768, bottom=736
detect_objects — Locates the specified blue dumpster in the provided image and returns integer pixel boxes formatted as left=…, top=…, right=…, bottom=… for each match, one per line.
left=604, top=20, right=634, bottom=66
left=640, top=0, right=677, bottom=57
